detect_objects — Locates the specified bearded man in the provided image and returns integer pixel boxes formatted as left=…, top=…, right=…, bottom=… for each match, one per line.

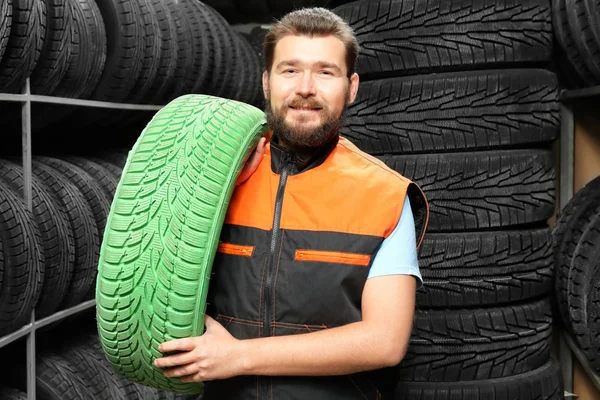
left=154, top=7, right=429, bottom=400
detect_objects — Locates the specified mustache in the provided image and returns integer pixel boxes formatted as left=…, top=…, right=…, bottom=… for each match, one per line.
left=286, top=98, right=324, bottom=109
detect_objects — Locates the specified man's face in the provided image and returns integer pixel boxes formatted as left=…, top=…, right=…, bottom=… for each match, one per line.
left=263, top=35, right=359, bottom=151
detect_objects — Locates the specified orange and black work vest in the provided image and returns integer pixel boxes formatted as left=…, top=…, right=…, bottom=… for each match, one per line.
left=204, top=134, right=428, bottom=400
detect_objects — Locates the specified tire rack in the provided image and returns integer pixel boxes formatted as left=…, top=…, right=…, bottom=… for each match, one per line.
left=0, top=78, right=164, bottom=400
left=558, top=84, right=600, bottom=398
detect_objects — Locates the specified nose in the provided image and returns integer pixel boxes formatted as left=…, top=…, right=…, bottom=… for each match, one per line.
left=295, top=71, right=317, bottom=97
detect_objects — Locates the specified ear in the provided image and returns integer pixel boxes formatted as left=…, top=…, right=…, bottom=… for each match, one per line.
left=262, top=71, right=269, bottom=99
left=348, top=73, right=360, bottom=104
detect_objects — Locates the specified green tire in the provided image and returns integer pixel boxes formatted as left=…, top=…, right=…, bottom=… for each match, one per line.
left=96, top=94, right=268, bottom=393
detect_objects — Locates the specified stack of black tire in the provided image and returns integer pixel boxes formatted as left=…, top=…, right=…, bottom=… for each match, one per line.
left=552, top=0, right=600, bottom=88
left=0, top=326, right=203, bottom=399
left=553, top=175, right=600, bottom=373
left=332, top=0, right=563, bottom=398
left=0, top=0, right=263, bottom=134
left=0, top=150, right=127, bottom=335
left=202, top=0, right=353, bottom=24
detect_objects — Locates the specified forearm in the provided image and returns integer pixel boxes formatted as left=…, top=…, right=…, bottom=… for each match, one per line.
left=238, top=321, right=405, bottom=376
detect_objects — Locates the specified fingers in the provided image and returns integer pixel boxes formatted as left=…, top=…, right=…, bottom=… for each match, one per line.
left=158, top=338, right=195, bottom=353
left=247, top=136, right=267, bottom=166
left=162, top=363, right=199, bottom=378
left=248, top=141, right=265, bottom=167
left=257, top=136, right=267, bottom=153
left=180, top=373, right=203, bottom=383
left=154, top=350, right=197, bottom=369
left=236, top=137, right=267, bottom=186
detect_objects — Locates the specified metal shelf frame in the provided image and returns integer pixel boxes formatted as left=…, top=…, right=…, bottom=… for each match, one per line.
left=558, top=85, right=600, bottom=396
left=560, top=86, right=600, bottom=102
left=0, top=79, right=165, bottom=399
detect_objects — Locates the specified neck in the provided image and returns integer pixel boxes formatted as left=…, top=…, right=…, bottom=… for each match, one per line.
left=269, top=133, right=340, bottom=175
left=276, top=137, right=323, bottom=161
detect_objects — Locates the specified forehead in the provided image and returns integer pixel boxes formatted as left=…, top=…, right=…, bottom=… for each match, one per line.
left=273, top=35, right=347, bottom=70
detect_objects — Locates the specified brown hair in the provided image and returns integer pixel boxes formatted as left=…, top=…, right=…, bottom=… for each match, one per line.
left=264, top=7, right=359, bottom=78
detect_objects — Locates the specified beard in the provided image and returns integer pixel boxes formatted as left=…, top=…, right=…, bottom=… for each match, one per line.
left=265, top=93, right=349, bottom=152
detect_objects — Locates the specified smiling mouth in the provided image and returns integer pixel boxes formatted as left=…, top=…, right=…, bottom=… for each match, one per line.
left=289, top=106, right=322, bottom=111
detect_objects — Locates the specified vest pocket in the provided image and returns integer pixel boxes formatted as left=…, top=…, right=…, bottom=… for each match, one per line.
left=272, top=321, right=328, bottom=336
left=216, top=242, right=255, bottom=257
left=295, top=249, right=371, bottom=267
left=214, top=314, right=262, bottom=340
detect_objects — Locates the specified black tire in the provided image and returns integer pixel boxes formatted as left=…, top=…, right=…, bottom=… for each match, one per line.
left=204, top=4, right=242, bottom=100
left=418, top=229, right=553, bottom=308
left=36, top=353, right=97, bottom=400
left=37, top=156, right=111, bottom=237
left=181, top=0, right=211, bottom=97
left=230, top=32, right=250, bottom=102
left=552, top=0, right=594, bottom=85
left=31, top=0, right=108, bottom=133
left=62, top=156, right=119, bottom=202
left=0, top=386, right=27, bottom=400
left=30, top=0, right=73, bottom=95
left=90, top=0, right=145, bottom=101
left=54, top=0, right=107, bottom=99
left=396, top=359, right=563, bottom=400
left=333, top=0, right=553, bottom=79
left=0, top=236, right=3, bottom=310
left=552, top=175, right=600, bottom=332
left=0, top=0, right=46, bottom=93
left=400, top=297, right=553, bottom=382
left=0, top=184, right=44, bottom=335
left=189, top=1, right=218, bottom=96
left=32, top=160, right=99, bottom=308
left=139, top=0, right=177, bottom=105
left=161, top=0, right=194, bottom=103
left=248, top=26, right=267, bottom=71
left=235, top=32, right=262, bottom=105
left=90, top=157, right=124, bottom=179
left=568, top=210, right=600, bottom=370
left=343, top=69, right=559, bottom=155
left=0, top=160, right=75, bottom=318
left=379, top=150, right=556, bottom=231
left=247, top=26, right=268, bottom=108
left=199, top=3, right=229, bottom=98
left=565, top=0, right=600, bottom=82
left=125, top=0, right=162, bottom=104
left=99, top=151, right=128, bottom=170
left=552, top=0, right=596, bottom=85
left=59, top=333, right=141, bottom=400
left=0, top=1, right=13, bottom=65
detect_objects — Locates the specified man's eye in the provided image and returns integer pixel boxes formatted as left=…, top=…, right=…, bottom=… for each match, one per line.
left=284, top=69, right=296, bottom=74
left=321, top=71, right=332, bottom=75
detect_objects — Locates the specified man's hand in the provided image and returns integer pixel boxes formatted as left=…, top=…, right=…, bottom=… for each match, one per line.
left=236, top=136, right=267, bottom=186
left=154, top=315, right=245, bottom=382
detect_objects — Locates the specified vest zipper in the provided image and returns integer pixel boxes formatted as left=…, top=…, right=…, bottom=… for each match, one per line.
left=260, top=151, right=292, bottom=399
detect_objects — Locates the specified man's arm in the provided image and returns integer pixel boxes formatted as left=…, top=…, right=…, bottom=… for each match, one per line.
left=154, top=275, right=416, bottom=381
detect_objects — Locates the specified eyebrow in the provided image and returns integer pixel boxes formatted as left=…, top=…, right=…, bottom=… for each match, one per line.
left=275, top=59, right=343, bottom=74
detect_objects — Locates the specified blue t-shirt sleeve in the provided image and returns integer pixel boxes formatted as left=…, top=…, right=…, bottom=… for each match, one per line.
left=367, top=196, right=423, bottom=289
